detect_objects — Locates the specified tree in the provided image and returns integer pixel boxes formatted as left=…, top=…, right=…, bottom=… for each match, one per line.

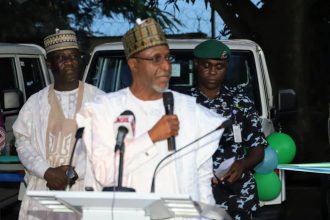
left=0, top=0, right=75, bottom=43
left=214, top=0, right=330, bottom=165
left=0, top=0, right=180, bottom=44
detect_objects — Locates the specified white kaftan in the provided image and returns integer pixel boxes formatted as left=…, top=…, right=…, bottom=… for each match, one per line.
left=76, top=88, right=226, bottom=208
left=13, top=82, right=104, bottom=220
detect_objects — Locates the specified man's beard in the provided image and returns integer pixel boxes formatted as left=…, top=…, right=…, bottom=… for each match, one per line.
left=152, top=68, right=170, bottom=93
left=152, top=82, right=169, bottom=93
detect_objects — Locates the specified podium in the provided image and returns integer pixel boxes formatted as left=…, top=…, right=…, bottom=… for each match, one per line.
left=27, top=191, right=231, bottom=220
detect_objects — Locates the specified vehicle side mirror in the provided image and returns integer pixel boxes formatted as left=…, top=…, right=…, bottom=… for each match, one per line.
left=270, top=89, right=297, bottom=129
left=277, top=89, right=297, bottom=114
left=0, top=89, right=23, bottom=116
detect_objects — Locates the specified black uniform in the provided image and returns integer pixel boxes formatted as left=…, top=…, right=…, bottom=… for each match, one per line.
left=189, top=86, right=268, bottom=220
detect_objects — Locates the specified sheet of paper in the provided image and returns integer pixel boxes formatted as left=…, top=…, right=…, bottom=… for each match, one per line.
left=214, top=157, right=235, bottom=179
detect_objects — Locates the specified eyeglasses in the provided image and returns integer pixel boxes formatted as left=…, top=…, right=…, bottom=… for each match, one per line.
left=132, top=54, right=175, bottom=65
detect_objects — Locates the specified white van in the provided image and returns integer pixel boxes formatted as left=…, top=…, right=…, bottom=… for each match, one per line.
left=82, top=39, right=296, bottom=216
left=0, top=43, right=51, bottom=211
left=0, top=43, right=50, bottom=155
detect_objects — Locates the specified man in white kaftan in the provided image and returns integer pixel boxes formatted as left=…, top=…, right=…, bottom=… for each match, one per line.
left=77, top=18, right=228, bottom=220
left=13, top=30, right=104, bottom=220
left=77, top=88, right=225, bottom=203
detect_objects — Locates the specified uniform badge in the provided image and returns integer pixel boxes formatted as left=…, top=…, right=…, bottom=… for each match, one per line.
left=220, top=51, right=229, bottom=59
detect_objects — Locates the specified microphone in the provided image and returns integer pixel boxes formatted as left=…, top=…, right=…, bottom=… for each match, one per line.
left=102, top=110, right=136, bottom=192
left=66, top=127, right=84, bottom=190
left=150, top=119, right=233, bottom=193
left=163, top=91, right=176, bottom=151
left=113, top=110, right=135, bottom=153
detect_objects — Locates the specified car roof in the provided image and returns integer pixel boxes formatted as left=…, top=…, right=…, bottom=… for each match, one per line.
left=91, top=39, right=261, bottom=53
left=0, top=43, right=46, bottom=56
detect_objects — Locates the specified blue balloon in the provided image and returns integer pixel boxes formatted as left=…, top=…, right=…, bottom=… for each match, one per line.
left=254, top=146, right=279, bottom=174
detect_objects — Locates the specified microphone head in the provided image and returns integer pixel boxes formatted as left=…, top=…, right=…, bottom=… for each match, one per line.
left=114, top=110, right=136, bottom=139
left=121, top=110, right=135, bottom=118
left=75, top=127, right=85, bottom=139
left=163, top=91, right=174, bottom=114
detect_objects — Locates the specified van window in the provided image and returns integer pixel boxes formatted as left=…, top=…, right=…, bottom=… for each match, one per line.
left=86, top=51, right=132, bottom=93
left=0, top=58, right=19, bottom=90
left=86, top=49, right=262, bottom=115
left=20, top=57, right=46, bottom=99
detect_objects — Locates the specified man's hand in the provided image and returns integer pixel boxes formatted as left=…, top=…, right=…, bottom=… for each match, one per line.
left=215, top=146, right=265, bottom=184
left=148, top=115, right=179, bottom=143
left=220, top=160, right=245, bottom=183
left=44, top=165, right=70, bottom=190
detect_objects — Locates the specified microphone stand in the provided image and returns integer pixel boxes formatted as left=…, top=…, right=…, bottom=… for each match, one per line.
left=66, top=127, right=84, bottom=190
left=150, top=119, right=232, bottom=193
left=103, top=140, right=135, bottom=192
left=118, top=146, right=124, bottom=188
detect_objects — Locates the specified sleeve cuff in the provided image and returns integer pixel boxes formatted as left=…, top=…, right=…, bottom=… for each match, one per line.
left=130, top=132, right=157, bottom=157
left=34, top=162, right=50, bottom=179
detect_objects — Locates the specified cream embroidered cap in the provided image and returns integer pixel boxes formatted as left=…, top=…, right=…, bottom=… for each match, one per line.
left=44, top=29, right=78, bottom=54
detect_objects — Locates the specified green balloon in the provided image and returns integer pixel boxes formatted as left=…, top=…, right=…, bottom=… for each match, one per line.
left=266, top=132, right=296, bottom=164
left=254, top=172, right=282, bottom=201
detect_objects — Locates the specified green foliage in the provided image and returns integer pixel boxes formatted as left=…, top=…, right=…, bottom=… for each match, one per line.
left=0, top=0, right=74, bottom=42
left=0, top=0, right=181, bottom=43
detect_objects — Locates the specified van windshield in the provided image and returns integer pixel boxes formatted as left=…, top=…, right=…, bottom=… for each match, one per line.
left=86, top=49, right=262, bottom=115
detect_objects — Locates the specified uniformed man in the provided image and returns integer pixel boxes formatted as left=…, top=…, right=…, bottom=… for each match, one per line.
left=189, top=39, right=267, bottom=220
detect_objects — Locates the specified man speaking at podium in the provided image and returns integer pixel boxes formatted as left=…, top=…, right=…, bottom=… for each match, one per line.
left=77, top=18, right=226, bottom=208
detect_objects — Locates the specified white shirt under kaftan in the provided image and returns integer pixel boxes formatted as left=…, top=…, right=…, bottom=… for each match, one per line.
left=77, top=88, right=226, bottom=206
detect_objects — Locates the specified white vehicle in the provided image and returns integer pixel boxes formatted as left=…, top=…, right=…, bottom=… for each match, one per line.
left=0, top=43, right=50, bottom=211
left=0, top=43, right=50, bottom=155
left=82, top=39, right=296, bottom=216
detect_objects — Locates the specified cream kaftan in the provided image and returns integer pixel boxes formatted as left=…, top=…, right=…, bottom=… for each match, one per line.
left=13, top=82, right=104, bottom=220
